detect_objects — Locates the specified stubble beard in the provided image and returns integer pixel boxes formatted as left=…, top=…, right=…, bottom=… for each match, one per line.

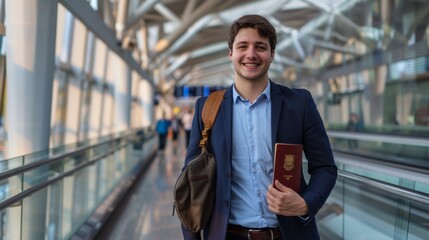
left=235, top=67, right=269, bottom=84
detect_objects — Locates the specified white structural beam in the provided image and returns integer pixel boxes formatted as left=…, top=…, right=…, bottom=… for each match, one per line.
left=277, top=0, right=361, bottom=51
left=152, top=0, right=222, bottom=56
left=5, top=1, right=57, bottom=239
left=126, top=0, right=160, bottom=31
left=154, top=3, right=180, bottom=22
left=59, top=0, right=153, bottom=84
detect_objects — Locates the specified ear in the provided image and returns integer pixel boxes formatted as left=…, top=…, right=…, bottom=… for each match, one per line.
left=228, top=49, right=233, bottom=59
left=271, top=50, right=275, bottom=62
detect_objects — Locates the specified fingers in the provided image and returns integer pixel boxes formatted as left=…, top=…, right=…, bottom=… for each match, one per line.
left=266, top=183, right=307, bottom=216
left=266, top=184, right=289, bottom=214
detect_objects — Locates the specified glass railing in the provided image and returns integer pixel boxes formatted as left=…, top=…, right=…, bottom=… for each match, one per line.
left=308, top=152, right=429, bottom=240
left=0, top=130, right=140, bottom=173
left=327, top=130, right=429, bottom=170
left=328, top=122, right=429, bottom=138
left=0, top=128, right=157, bottom=240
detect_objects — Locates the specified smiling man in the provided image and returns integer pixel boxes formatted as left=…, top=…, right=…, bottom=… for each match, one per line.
left=179, top=15, right=337, bottom=240
left=229, top=27, right=273, bottom=94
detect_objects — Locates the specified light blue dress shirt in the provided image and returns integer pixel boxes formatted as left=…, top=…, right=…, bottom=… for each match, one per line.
left=229, top=82, right=278, bottom=228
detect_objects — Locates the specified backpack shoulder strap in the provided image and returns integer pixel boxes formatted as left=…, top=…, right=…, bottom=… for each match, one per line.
left=199, top=89, right=226, bottom=148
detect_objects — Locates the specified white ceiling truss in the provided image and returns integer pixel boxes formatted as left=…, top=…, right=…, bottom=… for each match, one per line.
left=60, top=0, right=429, bottom=89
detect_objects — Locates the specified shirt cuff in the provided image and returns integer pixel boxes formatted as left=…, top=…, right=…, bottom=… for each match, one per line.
left=298, top=215, right=310, bottom=221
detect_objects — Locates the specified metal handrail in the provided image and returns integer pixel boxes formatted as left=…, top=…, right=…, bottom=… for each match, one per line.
left=0, top=139, right=132, bottom=211
left=328, top=130, right=429, bottom=147
left=0, top=131, right=135, bottom=181
left=338, top=171, right=429, bottom=206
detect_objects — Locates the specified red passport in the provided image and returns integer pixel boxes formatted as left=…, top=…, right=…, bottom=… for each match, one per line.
left=273, top=143, right=303, bottom=193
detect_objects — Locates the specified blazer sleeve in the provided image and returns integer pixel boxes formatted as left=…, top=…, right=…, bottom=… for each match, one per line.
left=300, top=90, right=337, bottom=218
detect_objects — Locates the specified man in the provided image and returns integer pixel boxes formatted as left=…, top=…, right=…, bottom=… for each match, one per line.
left=181, top=107, right=194, bottom=148
left=155, top=112, right=171, bottom=152
left=181, top=14, right=337, bottom=240
left=346, top=113, right=360, bottom=149
left=170, top=114, right=181, bottom=153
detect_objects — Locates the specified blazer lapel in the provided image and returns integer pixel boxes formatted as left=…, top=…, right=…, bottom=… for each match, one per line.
left=221, top=86, right=233, bottom=160
left=270, top=81, right=283, bottom=150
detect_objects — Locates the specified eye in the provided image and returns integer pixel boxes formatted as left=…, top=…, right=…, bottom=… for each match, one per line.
left=257, top=45, right=268, bottom=51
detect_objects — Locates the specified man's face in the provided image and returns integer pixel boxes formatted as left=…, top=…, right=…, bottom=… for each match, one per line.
left=229, top=28, right=274, bottom=83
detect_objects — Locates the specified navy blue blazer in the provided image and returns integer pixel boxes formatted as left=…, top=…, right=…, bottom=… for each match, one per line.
left=181, top=81, right=337, bottom=240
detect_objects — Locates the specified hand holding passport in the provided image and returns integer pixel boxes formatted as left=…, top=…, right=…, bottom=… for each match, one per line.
left=273, top=143, right=303, bottom=193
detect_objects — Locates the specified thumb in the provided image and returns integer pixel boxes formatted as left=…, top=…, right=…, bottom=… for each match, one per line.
left=274, top=180, right=288, bottom=191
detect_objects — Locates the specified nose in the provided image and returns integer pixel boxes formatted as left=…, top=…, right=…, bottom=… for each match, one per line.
left=246, top=47, right=257, bottom=58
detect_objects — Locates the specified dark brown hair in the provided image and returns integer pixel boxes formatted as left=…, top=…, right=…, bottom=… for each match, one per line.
left=228, top=14, right=277, bottom=51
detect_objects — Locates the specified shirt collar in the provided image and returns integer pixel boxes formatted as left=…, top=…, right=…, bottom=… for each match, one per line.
left=232, top=81, right=271, bottom=103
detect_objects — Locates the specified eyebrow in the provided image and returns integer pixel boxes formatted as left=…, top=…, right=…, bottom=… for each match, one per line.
left=236, top=41, right=269, bottom=46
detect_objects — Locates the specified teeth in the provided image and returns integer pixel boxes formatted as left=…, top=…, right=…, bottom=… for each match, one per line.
left=244, top=63, right=257, bottom=66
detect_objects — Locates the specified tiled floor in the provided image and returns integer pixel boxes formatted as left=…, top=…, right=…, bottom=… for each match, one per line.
left=97, top=132, right=187, bottom=240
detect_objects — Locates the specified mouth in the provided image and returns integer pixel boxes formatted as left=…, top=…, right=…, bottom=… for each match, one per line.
left=243, top=63, right=259, bottom=67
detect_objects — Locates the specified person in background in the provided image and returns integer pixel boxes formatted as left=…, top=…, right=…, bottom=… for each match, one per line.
left=181, top=107, right=194, bottom=148
left=155, top=113, right=171, bottom=152
left=346, top=113, right=362, bottom=149
left=170, top=114, right=181, bottom=153
left=179, top=14, right=337, bottom=240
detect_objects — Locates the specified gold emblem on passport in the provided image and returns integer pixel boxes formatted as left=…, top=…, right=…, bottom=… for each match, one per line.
left=283, top=154, right=294, bottom=171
